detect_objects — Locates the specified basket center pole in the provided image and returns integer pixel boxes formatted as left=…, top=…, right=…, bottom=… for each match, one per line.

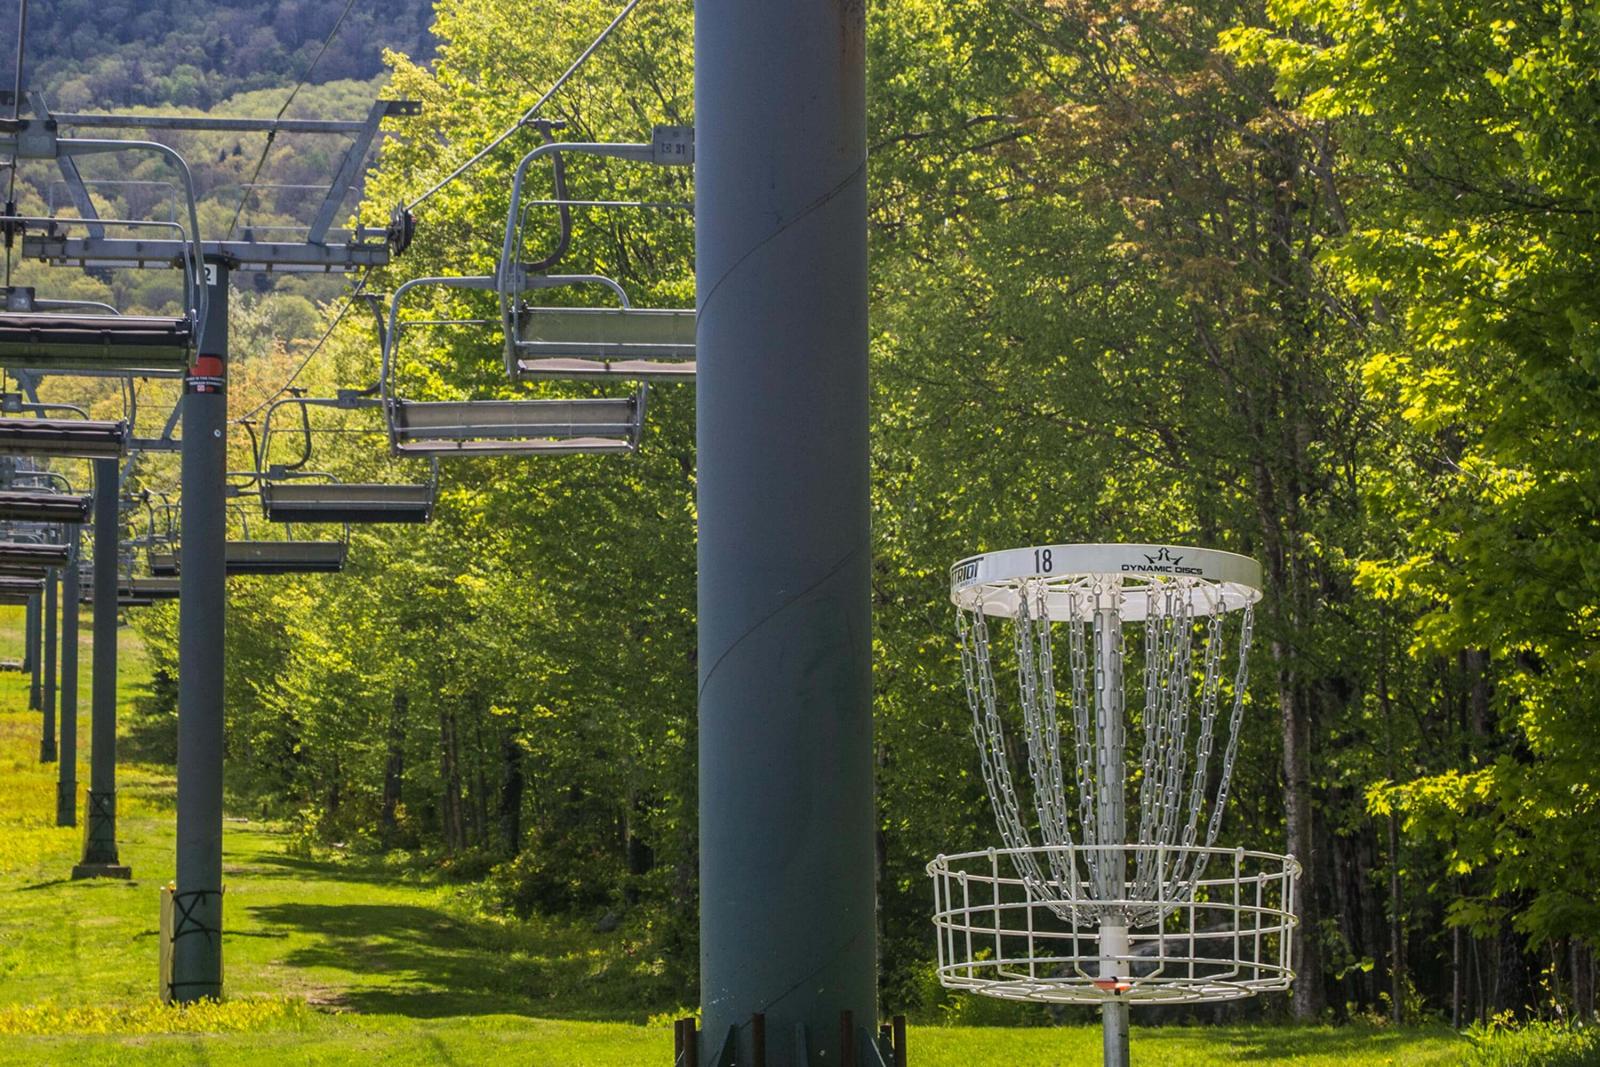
left=1095, top=602, right=1131, bottom=1066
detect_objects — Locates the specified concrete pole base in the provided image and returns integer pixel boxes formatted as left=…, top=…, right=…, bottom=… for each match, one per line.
left=71, top=863, right=132, bottom=880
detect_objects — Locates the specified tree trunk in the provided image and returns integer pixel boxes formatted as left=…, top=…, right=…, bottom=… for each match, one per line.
left=1452, top=915, right=1463, bottom=1029
left=499, top=728, right=524, bottom=856
left=439, top=707, right=465, bottom=853
left=1574, top=939, right=1595, bottom=1023
left=380, top=689, right=407, bottom=848
left=470, top=707, right=489, bottom=848
left=1280, top=660, right=1323, bottom=1017
left=1388, top=810, right=1405, bottom=1023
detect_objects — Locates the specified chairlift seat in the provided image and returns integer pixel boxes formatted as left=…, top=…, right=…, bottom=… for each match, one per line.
left=217, top=540, right=348, bottom=575
left=388, top=394, right=645, bottom=458
left=0, top=576, right=45, bottom=599
left=510, top=306, right=695, bottom=382
left=0, top=541, right=70, bottom=569
left=0, top=312, right=193, bottom=373
left=127, top=577, right=180, bottom=600
left=79, top=575, right=182, bottom=603
left=149, top=551, right=178, bottom=577
left=0, top=417, right=129, bottom=459
left=0, top=489, right=93, bottom=524
left=261, top=482, right=435, bottom=524
left=510, top=356, right=697, bottom=382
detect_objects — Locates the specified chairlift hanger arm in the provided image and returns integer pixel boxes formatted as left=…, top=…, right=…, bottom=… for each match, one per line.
left=28, top=298, right=120, bottom=315
left=25, top=92, right=104, bottom=241
left=306, top=100, right=398, bottom=246
left=0, top=135, right=208, bottom=332
left=379, top=274, right=499, bottom=413
left=497, top=133, right=692, bottom=291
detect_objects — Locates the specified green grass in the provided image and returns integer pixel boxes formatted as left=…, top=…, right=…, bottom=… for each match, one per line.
left=0, top=605, right=1472, bottom=1064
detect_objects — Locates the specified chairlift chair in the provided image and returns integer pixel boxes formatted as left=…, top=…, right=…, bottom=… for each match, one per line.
left=169, top=499, right=349, bottom=575
left=0, top=132, right=208, bottom=377
left=0, top=287, right=194, bottom=376
left=497, top=127, right=696, bottom=382
left=0, top=541, right=69, bottom=570
left=381, top=275, right=648, bottom=458
left=125, top=576, right=180, bottom=600
left=0, top=488, right=92, bottom=524
left=255, top=394, right=438, bottom=523
left=76, top=576, right=179, bottom=606
left=0, top=576, right=45, bottom=601
left=219, top=539, right=348, bottom=576
left=0, top=415, right=129, bottom=459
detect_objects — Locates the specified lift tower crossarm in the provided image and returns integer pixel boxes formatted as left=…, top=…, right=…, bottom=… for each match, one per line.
left=0, top=93, right=420, bottom=135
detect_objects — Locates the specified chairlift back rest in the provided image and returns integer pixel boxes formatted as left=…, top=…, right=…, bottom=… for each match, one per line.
left=0, top=489, right=93, bottom=524
left=513, top=306, right=695, bottom=353
left=0, top=417, right=129, bottom=459
left=0, top=312, right=193, bottom=373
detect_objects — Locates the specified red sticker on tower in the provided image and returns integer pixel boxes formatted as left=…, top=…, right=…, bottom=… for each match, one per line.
left=186, top=355, right=226, bottom=394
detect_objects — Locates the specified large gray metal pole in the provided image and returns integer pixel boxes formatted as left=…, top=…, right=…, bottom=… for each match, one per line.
left=74, top=457, right=128, bottom=878
left=21, top=590, right=33, bottom=673
left=39, top=565, right=57, bottom=762
left=171, top=261, right=227, bottom=1003
left=695, top=4, right=874, bottom=1064
left=26, top=591, right=40, bottom=709
left=57, top=533, right=80, bottom=826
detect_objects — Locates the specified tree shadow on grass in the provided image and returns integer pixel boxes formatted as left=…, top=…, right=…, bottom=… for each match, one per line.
left=234, top=851, right=427, bottom=889
left=121, top=678, right=176, bottom=765
left=1150, top=1023, right=1461, bottom=1061
left=247, top=901, right=656, bottom=1023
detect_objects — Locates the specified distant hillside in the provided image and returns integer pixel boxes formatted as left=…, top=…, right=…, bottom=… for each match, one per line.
left=7, top=0, right=436, bottom=110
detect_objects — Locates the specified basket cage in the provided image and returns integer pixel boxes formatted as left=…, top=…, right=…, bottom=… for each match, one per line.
left=928, top=843, right=1298, bottom=1005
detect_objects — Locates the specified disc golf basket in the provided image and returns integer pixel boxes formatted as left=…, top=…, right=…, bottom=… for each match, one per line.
left=928, top=544, right=1298, bottom=1066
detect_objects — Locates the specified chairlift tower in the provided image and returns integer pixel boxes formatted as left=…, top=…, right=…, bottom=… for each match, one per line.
left=1, top=91, right=417, bottom=1002
left=695, top=2, right=878, bottom=1065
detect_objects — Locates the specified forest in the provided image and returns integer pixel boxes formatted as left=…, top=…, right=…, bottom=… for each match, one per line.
left=5, top=0, right=1599, bottom=1058
left=15, top=0, right=435, bottom=109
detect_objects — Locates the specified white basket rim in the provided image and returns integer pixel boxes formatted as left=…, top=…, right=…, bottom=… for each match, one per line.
left=949, top=543, right=1262, bottom=620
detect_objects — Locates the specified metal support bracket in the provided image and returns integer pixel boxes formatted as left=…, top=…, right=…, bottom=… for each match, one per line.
left=307, top=100, right=397, bottom=246
left=28, top=93, right=104, bottom=240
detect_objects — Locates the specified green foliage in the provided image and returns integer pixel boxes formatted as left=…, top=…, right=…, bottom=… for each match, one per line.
left=20, top=1, right=435, bottom=110
left=13, top=0, right=1592, bottom=1028
left=1236, top=0, right=1600, bottom=952
left=1465, top=1017, right=1600, bottom=1067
